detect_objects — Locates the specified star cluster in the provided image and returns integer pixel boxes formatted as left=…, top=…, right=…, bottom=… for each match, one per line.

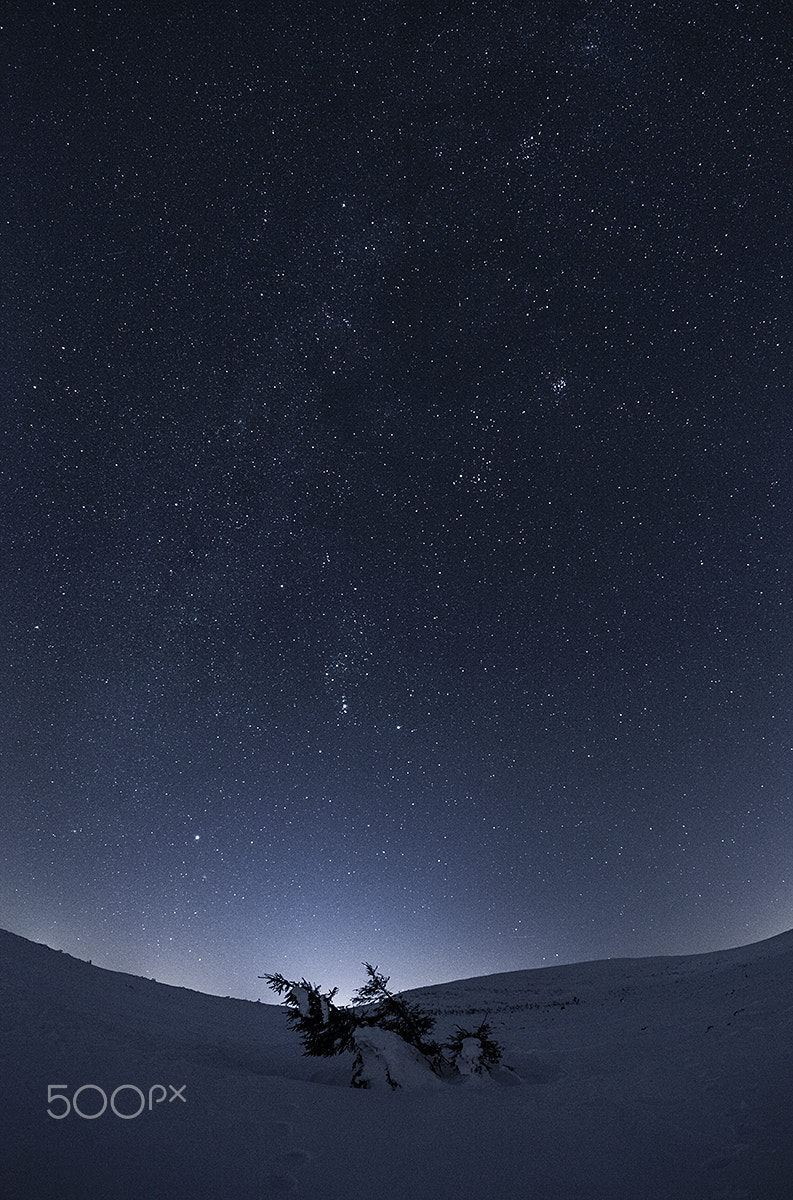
left=2, top=2, right=792, bottom=1002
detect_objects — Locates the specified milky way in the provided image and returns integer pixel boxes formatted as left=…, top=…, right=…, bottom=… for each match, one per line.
left=2, top=2, right=791, bottom=1002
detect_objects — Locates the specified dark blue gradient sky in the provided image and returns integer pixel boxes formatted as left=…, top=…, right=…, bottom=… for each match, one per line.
left=2, top=1, right=792, bottom=1003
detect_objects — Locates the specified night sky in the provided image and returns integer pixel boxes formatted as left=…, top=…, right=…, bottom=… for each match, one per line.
left=3, top=2, right=792, bottom=1004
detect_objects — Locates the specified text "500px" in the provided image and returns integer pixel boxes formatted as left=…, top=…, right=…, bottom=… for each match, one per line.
left=47, top=1084, right=187, bottom=1119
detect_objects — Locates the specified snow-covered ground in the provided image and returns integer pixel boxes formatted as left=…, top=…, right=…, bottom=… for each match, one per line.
left=2, top=925, right=791, bottom=1199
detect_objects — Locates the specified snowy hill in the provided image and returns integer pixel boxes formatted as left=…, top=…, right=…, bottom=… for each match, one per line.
left=2, top=927, right=791, bottom=1199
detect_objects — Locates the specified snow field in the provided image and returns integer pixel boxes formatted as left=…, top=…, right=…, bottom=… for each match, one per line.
left=2, top=926, right=791, bottom=1198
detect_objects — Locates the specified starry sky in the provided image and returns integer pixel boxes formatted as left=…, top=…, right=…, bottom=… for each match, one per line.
left=2, top=1, right=792, bottom=1004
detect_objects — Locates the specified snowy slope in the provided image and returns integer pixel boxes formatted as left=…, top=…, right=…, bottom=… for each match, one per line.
left=2, top=926, right=791, bottom=1199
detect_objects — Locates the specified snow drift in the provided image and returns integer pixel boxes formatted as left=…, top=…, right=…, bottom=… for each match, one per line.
left=2, top=926, right=791, bottom=1198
